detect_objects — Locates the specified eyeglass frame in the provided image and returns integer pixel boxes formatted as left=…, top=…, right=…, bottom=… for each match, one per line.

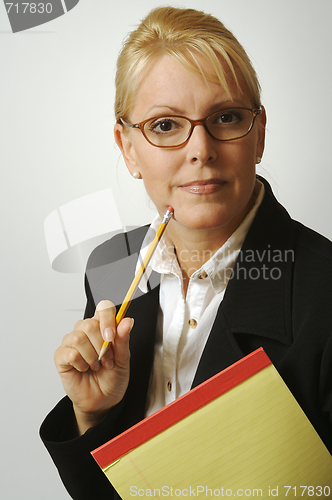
left=119, top=107, right=262, bottom=149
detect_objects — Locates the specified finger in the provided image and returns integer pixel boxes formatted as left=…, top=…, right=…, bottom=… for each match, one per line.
left=73, top=318, right=104, bottom=356
left=99, top=338, right=116, bottom=368
left=61, top=330, right=101, bottom=372
left=74, top=318, right=84, bottom=330
left=116, top=317, right=134, bottom=342
left=94, top=300, right=117, bottom=342
left=55, top=346, right=90, bottom=374
left=73, top=318, right=114, bottom=366
left=109, top=317, right=134, bottom=369
left=102, top=349, right=115, bottom=370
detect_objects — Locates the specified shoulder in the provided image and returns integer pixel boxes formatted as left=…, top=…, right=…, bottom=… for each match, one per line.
left=250, top=177, right=332, bottom=306
left=257, top=176, right=332, bottom=260
left=293, top=220, right=332, bottom=265
left=291, top=222, right=332, bottom=311
left=84, top=225, right=151, bottom=312
left=86, top=225, right=150, bottom=270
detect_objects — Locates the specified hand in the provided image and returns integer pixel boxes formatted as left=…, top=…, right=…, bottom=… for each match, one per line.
left=54, top=300, right=133, bottom=435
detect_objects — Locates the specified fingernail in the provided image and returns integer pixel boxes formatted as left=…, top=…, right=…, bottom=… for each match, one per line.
left=104, top=327, right=115, bottom=342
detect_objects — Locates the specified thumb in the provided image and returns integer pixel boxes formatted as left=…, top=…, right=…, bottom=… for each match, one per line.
left=111, top=317, right=134, bottom=369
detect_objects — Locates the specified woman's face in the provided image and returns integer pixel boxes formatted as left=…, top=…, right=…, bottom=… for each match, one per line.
left=115, top=55, right=266, bottom=242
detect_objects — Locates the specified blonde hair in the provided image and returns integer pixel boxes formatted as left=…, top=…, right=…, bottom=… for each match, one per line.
left=115, top=6, right=261, bottom=121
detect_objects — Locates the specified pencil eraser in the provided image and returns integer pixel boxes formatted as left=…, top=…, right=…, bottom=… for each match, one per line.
left=167, top=206, right=174, bottom=213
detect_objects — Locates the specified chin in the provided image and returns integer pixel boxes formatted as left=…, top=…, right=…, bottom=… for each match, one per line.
left=177, top=208, right=231, bottom=231
left=176, top=199, right=250, bottom=233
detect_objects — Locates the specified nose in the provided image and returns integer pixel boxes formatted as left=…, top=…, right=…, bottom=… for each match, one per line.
left=186, top=124, right=217, bottom=165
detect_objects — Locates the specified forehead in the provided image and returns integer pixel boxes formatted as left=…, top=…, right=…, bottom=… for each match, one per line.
left=131, top=54, right=251, bottom=119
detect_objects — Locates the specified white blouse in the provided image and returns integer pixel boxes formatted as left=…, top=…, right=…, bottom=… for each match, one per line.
left=136, top=180, right=264, bottom=417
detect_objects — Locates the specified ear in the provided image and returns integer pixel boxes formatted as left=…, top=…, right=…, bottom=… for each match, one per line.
left=114, top=123, right=139, bottom=174
left=256, top=106, right=267, bottom=159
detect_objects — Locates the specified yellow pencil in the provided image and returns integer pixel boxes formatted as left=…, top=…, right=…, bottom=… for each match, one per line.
left=98, top=206, right=174, bottom=361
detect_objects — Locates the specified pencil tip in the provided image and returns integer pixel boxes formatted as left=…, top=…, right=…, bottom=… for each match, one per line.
left=98, top=344, right=108, bottom=361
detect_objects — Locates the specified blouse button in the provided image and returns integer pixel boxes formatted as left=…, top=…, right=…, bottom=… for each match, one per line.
left=188, top=319, right=198, bottom=329
left=167, top=381, right=172, bottom=392
left=198, top=271, right=208, bottom=279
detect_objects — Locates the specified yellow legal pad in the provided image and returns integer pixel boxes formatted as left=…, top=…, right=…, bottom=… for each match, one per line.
left=92, top=349, right=332, bottom=498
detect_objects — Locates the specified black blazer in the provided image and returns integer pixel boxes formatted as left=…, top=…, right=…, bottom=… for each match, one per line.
left=40, top=177, right=332, bottom=499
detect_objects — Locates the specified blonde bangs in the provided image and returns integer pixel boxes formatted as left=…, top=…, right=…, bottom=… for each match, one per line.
left=115, top=7, right=261, bottom=121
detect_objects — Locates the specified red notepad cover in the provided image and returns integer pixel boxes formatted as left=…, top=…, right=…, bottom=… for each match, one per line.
left=92, top=348, right=271, bottom=469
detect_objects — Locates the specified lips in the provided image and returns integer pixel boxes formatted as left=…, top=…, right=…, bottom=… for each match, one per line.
left=179, top=178, right=226, bottom=195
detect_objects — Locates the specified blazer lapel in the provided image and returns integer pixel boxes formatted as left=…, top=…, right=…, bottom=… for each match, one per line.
left=192, top=305, right=244, bottom=387
left=115, top=281, right=161, bottom=430
left=192, top=177, right=296, bottom=388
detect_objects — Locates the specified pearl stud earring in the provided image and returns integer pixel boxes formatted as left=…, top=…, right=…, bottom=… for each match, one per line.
left=132, top=171, right=142, bottom=179
left=256, top=157, right=261, bottom=164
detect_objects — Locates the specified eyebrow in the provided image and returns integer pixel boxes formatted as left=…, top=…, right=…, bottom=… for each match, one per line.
left=145, top=99, right=248, bottom=117
left=209, top=99, right=248, bottom=111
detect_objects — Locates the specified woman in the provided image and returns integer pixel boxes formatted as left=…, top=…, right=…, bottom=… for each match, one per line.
left=40, top=6, right=332, bottom=499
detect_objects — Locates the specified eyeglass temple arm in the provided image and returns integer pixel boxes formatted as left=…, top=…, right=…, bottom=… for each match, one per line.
left=119, top=118, right=138, bottom=129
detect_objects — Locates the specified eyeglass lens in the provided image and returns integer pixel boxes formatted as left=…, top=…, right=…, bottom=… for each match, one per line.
left=143, top=109, right=255, bottom=147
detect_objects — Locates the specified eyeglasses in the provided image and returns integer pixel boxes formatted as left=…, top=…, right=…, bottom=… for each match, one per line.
left=120, top=107, right=262, bottom=148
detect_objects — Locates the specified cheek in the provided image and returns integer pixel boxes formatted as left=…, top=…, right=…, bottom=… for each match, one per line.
left=223, top=136, right=257, bottom=174
left=135, top=152, right=176, bottom=206
left=138, top=148, right=182, bottom=185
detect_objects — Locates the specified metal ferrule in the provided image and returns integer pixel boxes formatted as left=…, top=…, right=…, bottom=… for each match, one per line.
left=162, top=209, right=173, bottom=225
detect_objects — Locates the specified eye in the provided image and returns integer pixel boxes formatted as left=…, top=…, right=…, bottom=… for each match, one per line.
left=148, top=117, right=183, bottom=135
left=213, top=110, right=243, bottom=125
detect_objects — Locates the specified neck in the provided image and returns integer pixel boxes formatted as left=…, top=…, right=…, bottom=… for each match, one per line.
left=172, top=230, right=226, bottom=296
left=166, top=192, right=257, bottom=294
left=171, top=227, right=226, bottom=278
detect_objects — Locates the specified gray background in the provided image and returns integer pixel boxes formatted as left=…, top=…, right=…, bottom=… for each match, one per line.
left=1, top=0, right=331, bottom=498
